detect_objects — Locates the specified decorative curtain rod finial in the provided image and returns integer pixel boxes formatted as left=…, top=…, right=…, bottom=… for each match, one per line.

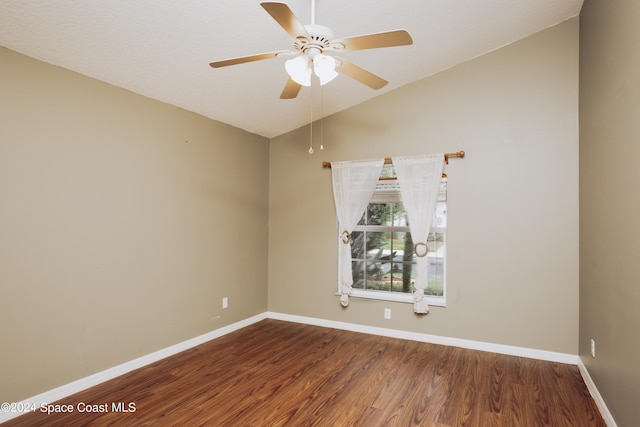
left=444, top=150, right=465, bottom=164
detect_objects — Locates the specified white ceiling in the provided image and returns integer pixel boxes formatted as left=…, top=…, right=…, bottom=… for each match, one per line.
left=0, top=0, right=583, bottom=138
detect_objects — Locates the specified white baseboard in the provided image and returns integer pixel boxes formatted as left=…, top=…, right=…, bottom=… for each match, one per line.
left=577, top=357, right=618, bottom=427
left=0, top=313, right=267, bottom=424
left=266, top=311, right=577, bottom=364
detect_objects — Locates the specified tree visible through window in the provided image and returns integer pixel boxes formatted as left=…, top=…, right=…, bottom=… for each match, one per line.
left=348, top=165, right=446, bottom=303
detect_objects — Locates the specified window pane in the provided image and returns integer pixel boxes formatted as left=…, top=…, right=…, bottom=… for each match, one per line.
left=433, top=201, right=447, bottom=227
left=391, top=203, right=408, bottom=226
left=366, top=204, right=392, bottom=226
left=365, top=261, right=391, bottom=291
left=427, top=232, right=445, bottom=253
left=344, top=175, right=447, bottom=301
left=350, top=231, right=364, bottom=259
left=352, top=260, right=365, bottom=289
left=391, top=262, right=416, bottom=293
left=380, top=163, right=396, bottom=179
left=427, top=261, right=444, bottom=296
left=366, top=232, right=390, bottom=260
left=391, top=232, right=416, bottom=262
left=387, top=230, right=416, bottom=294
left=427, top=232, right=445, bottom=297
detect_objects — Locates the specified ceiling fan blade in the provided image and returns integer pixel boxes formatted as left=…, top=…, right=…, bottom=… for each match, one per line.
left=280, top=78, right=302, bottom=99
left=209, top=51, right=289, bottom=68
left=334, top=57, right=388, bottom=90
left=332, top=29, right=413, bottom=51
left=261, top=2, right=310, bottom=39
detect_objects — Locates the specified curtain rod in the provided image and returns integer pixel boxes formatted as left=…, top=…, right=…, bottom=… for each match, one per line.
left=321, top=151, right=465, bottom=168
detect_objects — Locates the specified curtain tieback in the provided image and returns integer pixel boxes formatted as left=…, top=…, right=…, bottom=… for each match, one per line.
left=341, top=230, right=350, bottom=244
left=414, top=242, right=429, bottom=257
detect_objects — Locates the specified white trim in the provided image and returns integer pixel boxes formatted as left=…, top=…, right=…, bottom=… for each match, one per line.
left=266, top=311, right=577, bottom=364
left=0, top=313, right=267, bottom=424
left=577, top=357, right=618, bottom=427
left=343, top=289, right=447, bottom=307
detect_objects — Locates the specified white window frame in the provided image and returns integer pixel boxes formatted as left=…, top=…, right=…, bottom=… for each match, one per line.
left=337, top=172, right=447, bottom=307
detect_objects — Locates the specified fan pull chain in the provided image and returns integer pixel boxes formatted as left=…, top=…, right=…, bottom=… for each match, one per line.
left=320, top=86, right=324, bottom=151
left=309, top=87, right=314, bottom=154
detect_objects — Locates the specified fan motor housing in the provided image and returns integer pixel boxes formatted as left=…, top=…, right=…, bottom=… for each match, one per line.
left=294, top=24, right=334, bottom=54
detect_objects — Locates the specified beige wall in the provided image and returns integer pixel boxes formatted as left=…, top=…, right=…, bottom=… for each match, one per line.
left=579, top=1, right=640, bottom=425
left=269, top=19, right=579, bottom=354
left=0, top=47, right=270, bottom=402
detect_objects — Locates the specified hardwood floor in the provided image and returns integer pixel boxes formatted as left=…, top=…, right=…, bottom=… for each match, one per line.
left=6, top=319, right=605, bottom=426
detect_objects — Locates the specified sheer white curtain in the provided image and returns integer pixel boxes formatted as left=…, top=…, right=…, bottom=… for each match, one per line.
left=392, top=154, right=445, bottom=314
left=331, top=159, right=384, bottom=307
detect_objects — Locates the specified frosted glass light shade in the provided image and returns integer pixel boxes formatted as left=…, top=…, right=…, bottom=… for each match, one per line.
left=285, top=56, right=312, bottom=86
left=285, top=54, right=339, bottom=87
left=313, top=54, right=338, bottom=85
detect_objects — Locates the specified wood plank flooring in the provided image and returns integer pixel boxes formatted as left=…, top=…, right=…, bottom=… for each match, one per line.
left=6, top=319, right=605, bottom=426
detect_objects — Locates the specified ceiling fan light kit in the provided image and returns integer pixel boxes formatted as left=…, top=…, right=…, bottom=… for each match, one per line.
left=209, top=1, right=413, bottom=99
left=286, top=52, right=338, bottom=86
left=312, top=54, right=338, bottom=85
left=285, top=55, right=312, bottom=86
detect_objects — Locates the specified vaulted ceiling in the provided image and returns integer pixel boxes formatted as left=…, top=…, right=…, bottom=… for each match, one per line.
left=0, top=0, right=583, bottom=138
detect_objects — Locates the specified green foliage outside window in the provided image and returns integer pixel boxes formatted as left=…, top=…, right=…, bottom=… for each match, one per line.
left=351, top=201, right=445, bottom=297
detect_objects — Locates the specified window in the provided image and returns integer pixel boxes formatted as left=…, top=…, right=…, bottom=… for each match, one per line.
left=346, top=164, right=447, bottom=306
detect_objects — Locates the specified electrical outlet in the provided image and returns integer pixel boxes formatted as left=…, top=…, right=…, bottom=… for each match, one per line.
left=591, top=339, right=596, bottom=358
left=222, top=297, right=228, bottom=309
left=384, top=308, right=391, bottom=319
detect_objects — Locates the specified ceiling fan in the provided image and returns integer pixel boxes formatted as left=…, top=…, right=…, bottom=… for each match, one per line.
left=209, top=1, right=413, bottom=99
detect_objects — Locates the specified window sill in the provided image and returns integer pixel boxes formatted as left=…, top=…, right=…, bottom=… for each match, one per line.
left=335, top=290, right=446, bottom=307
